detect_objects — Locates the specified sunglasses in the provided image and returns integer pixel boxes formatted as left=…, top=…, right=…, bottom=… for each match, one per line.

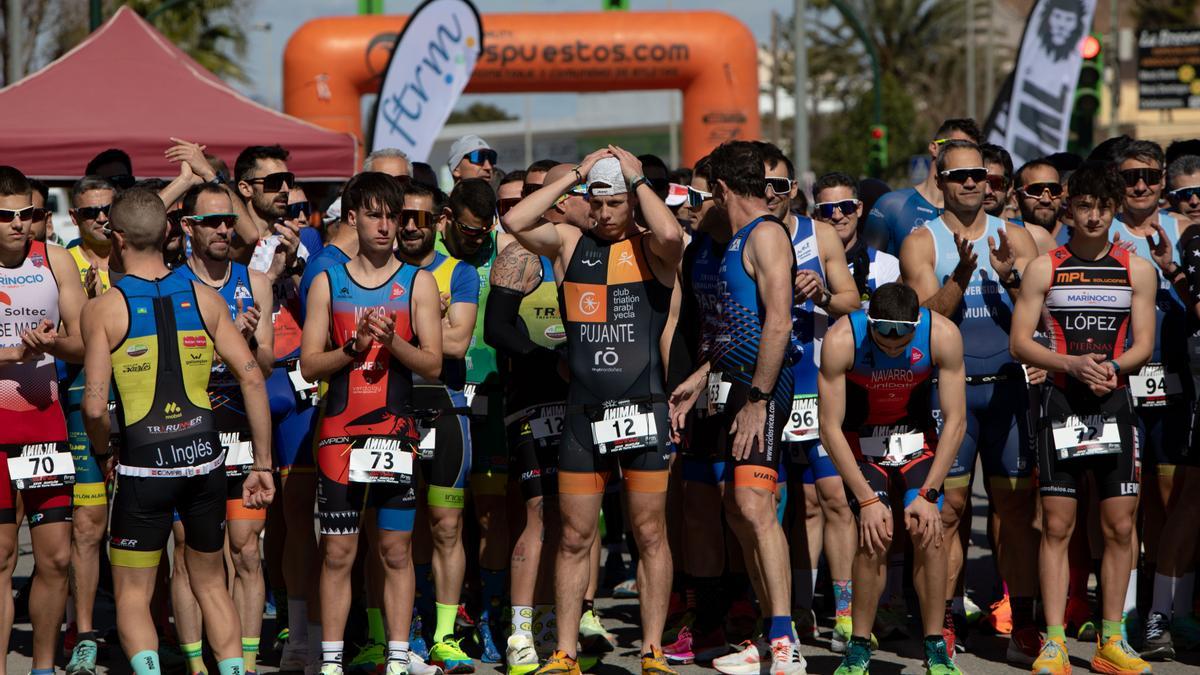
left=939, top=167, right=988, bottom=184
left=455, top=217, right=494, bottom=236
left=497, top=197, right=522, bottom=217
left=186, top=213, right=238, bottom=228
left=1019, top=182, right=1064, bottom=199
left=288, top=201, right=312, bottom=220
left=245, top=171, right=294, bottom=192
left=933, top=138, right=952, bottom=146
left=0, top=206, right=34, bottom=223
left=74, top=204, right=112, bottom=220
left=1170, top=185, right=1200, bottom=201
left=400, top=209, right=436, bottom=228
left=985, top=175, right=1010, bottom=192
left=765, top=177, right=794, bottom=195
left=1119, top=167, right=1163, bottom=188
left=521, top=183, right=541, bottom=198
left=464, top=149, right=498, bottom=166
left=687, top=186, right=713, bottom=209
left=867, top=316, right=919, bottom=338
left=814, top=199, right=860, bottom=219
left=31, top=207, right=48, bottom=221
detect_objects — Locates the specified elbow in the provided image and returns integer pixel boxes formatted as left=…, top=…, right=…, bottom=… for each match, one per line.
left=500, top=213, right=523, bottom=234
left=419, top=359, right=442, bottom=382
left=299, top=354, right=319, bottom=383
left=81, top=400, right=106, bottom=425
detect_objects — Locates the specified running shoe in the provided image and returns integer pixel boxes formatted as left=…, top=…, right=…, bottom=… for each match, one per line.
left=1092, top=635, right=1151, bottom=674
left=923, top=637, right=960, bottom=675
left=768, top=637, right=806, bottom=674
left=613, top=577, right=639, bottom=599
left=963, top=596, right=983, bottom=624
left=579, top=609, right=617, bottom=654
left=941, top=610, right=957, bottom=658
left=831, top=618, right=878, bottom=655
left=505, top=634, right=539, bottom=675
left=533, top=651, right=580, bottom=675
left=1032, top=637, right=1070, bottom=675
left=410, top=615, right=430, bottom=661
left=1005, top=626, right=1040, bottom=666
left=987, top=594, right=1013, bottom=635
left=349, top=641, right=385, bottom=671
left=456, top=605, right=475, bottom=630
left=712, top=640, right=767, bottom=675
left=266, top=594, right=278, bottom=619
left=794, top=608, right=818, bottom=641
left=385, top=657, right=410, bottom=675
left=409, top=651, right=444, bottom=675
left=66, top=639, right=99, bottom=675
left=1141, top=612, right=1175, bottom=661
left=691, top=625, right=730, bottom=663
left=874, top=600, right=909, bottom=639
left=429, top=639, right=474, bottom=674
left=1170, top=613, right=1200, bottom=651
left=834, top=637, right=872, bottom=675
left=279, top=640, right=311, bottom=672
left=476, top=621, right=502, bottom=664
left=663, top=610, right=694, bottom=644
left=319, top=665, right=345, bottom=675
left=641, top=646, right=678, bottom=675
left=662, top=625, right=694, bottom=665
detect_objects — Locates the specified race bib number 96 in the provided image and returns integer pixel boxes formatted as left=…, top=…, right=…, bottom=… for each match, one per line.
left=782, top=395, right=819, bottom=442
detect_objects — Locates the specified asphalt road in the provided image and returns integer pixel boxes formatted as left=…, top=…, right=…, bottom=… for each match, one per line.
left=7, top=472, right=1200, bottom=674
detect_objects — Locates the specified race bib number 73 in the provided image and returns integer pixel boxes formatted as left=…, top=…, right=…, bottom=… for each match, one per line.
left=349, top=436, right=415, bottom=484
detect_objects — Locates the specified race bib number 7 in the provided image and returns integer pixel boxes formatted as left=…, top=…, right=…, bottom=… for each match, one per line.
left=349, top=436, right=415, bottom=484
left=8, top=442, right=75, bottom=490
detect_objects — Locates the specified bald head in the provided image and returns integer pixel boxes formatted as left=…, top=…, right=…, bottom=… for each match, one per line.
left=112, top=188, right=167, bottom=251
left=544, top=163, right=575, bottom=184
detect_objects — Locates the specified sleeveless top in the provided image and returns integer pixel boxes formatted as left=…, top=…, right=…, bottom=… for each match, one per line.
left=789, top=214, right=827, bottom=397
left=1113, top=211, right=1185, bottom=370
left=844, top=307, right=936, bottom=432
left=561, top=231, right=671, bottom=408
left=316, top=263, right=420, bottom=444
left=436, top=231, right=499, bottom=388
left=67, top=244, right=110, bottom=292
left=421, top=252, right=480, bottom=393
left=174, top=262, right=256, bottom=434
left=1042, top=244, right=1133, bottom=395
left=927, top=214, right=1015, bottom=377
left=110, top=273, right=220, bottom=476
left=715, top=215, right=797, bottom=408
left=507, top=255, right=567, bottom=410
left=0, top=241, right=66, bottom=446
left=683, top=231, right=724, bottom=363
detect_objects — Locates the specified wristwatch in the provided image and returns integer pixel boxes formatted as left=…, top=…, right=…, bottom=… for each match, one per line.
left=629, top=175, right=650, bottom=192
left=343, top=339, right=366, bottom=358
left=747, top=386, right=770, bottom=403
left=815, top=289, right=832, bottom=308
left=917, top=487, right=941, bottom=504
left=1107, top=359, right=1121, bottom=375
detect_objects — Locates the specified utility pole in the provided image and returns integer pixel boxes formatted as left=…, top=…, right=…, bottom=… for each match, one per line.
left=5, top=0, right=22, bottom=84
left=966, top=0, right=976, bottom=119
left=771, top=11, right=782, bottom=147
left=793, top=0, right=810, bottom=177
left=984, top=0, right=995, bottom=108
left=1108, top=0, right=1120, bottom=138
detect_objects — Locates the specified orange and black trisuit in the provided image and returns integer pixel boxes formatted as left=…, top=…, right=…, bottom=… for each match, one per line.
left=557, top=231, right=672, bottom=496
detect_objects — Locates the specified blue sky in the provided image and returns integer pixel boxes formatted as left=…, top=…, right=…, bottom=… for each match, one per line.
left=237, top=0, right=795, bottom=118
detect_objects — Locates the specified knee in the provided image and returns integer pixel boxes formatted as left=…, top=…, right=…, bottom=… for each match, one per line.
left=560, top=522, right=594, bottom=557
left=379, top=541, right=412, bottom=571
left=1042, top=513, right=1074, bottom=544
left=430, top=513, right=463, bottom=546
left=322, top=539, right=357, bottom=572
left=1102, top=516, right=1135, bottom=546
left=630, top=514, right=668, bottom=552
left=733, top=489, right=776, bottom=529
left=39, top=547, right=72, bottom=576
left=231, top=538, right=262, bottom=574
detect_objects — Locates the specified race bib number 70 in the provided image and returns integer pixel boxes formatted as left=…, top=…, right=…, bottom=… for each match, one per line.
left=8, top=442, right=75, bottom=490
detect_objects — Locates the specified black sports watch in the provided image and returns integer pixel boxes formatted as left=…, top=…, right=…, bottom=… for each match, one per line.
left=343, top=339, right=366, bottom=358
left=747, top=386, right=770, bottom=403
left=918, top=487, right=941, bottom=504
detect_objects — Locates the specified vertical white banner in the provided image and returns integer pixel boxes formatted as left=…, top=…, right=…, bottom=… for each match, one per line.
left=370, top=0, right=483, bottom=162
left=989, top=0, right=1098, bottom=164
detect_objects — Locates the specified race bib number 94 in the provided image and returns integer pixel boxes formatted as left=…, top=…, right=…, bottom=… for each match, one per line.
left=7, top=442, right=75, bottom=490
left=1129, top=364, right=1181, bottom=407
left=349, top=436, right=415, bottom=484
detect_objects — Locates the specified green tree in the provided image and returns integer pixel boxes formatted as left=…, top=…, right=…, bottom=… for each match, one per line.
left=1130, top=0, right=1199, bottom=27
left=448, top=102, right=517, bottom=124
left=811, top=72, right=920, bottom=183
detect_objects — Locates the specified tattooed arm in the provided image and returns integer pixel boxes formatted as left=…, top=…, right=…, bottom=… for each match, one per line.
left=485, top=242, right=554, bottom=359
left=80, top=294, right=120, bottom=454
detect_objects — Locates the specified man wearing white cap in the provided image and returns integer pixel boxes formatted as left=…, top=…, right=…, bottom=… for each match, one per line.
left=503, top=147, right=684, bottom=675
left=448, top=135, right=498, bottom=184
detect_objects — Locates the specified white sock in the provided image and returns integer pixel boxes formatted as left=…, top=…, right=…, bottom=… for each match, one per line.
left=512, top=605, right=534, bottom=638
left=321, top=640, right=344, bottom=665
left=1125, top=569, right=1138, bottom=615
left=288, top=598, right=308, bottom=642
left=387, top=641, right=409, bottom=663
left=1152, top=574, right=1177, bottom=617
left=1175, top=573, right=1196, bottom=617
left=308, top=623, right=322, bottom=661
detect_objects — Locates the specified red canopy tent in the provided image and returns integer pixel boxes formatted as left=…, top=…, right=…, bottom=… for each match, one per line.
left=0, top=6, right=358, bottom=181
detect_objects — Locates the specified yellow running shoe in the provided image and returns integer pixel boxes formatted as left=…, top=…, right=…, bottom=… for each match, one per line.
left=1091, top=635, right=1151, bottom=674
left=534, top=651, right=581, bottom=675
left=641, top=646, right=678, bottom=675
left=1032, top=637, right=1070, bottom=675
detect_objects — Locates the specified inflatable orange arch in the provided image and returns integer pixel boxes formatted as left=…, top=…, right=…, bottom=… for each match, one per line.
left=283, top=11, right=760, bottom=166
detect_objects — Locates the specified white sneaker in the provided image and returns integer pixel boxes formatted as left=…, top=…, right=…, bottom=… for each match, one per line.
left=769, top=637, right=807, bottom=674
left=713, top=639, right=767, bottom=675
left=408, top=651, right=444, bottom=675
left=506, top=634, right=539, bottom=673
left=385, top=658, right=410, bottom=675
left=318, top=665, right=344, bottom=675
left=279, top=642, right=311, bottom=672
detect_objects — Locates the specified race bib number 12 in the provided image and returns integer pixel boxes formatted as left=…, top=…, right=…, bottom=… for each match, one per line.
left=591, top=402, right=658, bottom=455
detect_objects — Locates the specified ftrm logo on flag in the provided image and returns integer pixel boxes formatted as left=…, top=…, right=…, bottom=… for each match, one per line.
left=370, top=0, right=483, bottom=162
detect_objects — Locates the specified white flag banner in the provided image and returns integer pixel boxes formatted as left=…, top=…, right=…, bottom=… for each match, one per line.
left=986, top=0, right=1098, bottom=165
left=370, top=0, right=483, bottom=162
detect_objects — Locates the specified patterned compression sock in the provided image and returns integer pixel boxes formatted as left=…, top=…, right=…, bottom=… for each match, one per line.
left=216, top=657, right=245, bottom=675
left=833, top=580, right=853, bottom=619
left=242, top=637, right=259, bottom=673
left=367, top=607, right=386, bottom=645
left=182, top=640, right=205, bottom=674
left=511, top=605, right=534, bottom=638
left=130, top=650, right=161, bottom=675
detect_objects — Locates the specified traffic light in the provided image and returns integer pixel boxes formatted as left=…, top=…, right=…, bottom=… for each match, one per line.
left=868, top=124, right=888, bottom=177
left=1075, top=34, right=1103, bottom=116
